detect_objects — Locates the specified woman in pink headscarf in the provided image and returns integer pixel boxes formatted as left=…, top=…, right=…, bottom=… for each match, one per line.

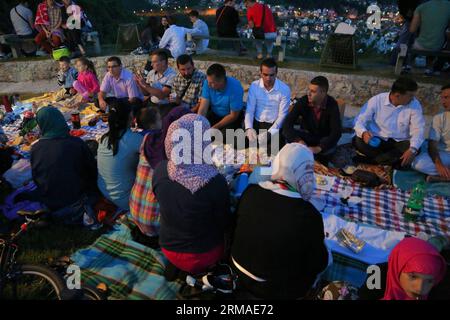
left=382, top=237, right=447, bottom=300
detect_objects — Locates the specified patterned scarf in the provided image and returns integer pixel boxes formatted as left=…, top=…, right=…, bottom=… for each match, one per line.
left=165, top=114, right=218, bottom=194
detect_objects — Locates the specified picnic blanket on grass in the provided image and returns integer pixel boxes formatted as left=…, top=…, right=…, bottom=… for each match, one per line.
left=318, top=177, right=450, bottom=239
left=71, top=222, right=182, bottom=300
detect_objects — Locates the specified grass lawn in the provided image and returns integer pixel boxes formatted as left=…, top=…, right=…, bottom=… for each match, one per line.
left=12, top=222, right=103, bottom=266
left=0, top=216, right=105, bottom=299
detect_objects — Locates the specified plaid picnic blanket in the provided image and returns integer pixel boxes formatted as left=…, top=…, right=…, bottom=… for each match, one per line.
left=71, top=222, right=182, bottom=300
left=318, top=177, right=450, bottom=239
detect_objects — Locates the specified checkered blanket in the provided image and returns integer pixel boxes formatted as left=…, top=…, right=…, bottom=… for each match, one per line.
left=71, top=222, right=182, bottom=300
left=318, top=178, right=450, bottom=239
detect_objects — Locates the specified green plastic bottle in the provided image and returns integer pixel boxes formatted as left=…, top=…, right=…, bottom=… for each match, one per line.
left=403, top=181, right=426, bottom=221
left=19, top=118, right=37, bottom=137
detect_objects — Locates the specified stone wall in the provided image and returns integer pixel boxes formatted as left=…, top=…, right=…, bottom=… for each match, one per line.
left=0, top=55, right=444, bottom=115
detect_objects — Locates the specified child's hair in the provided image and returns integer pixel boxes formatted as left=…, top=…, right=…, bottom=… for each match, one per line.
left=77, top=57, right=98, bottom=79
left=137, top=107, right=159, bottom=130
left=100, top=99, right=132, bottom=156
left=59, top=56, right=71, bottom=64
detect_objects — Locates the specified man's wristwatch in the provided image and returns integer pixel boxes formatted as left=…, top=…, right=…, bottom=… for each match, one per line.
left=410, top=147, right=418, bottom=155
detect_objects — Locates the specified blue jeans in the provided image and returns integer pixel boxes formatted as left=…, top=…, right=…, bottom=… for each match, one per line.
left=256, top=32, right=277, bottom=55
left=50, top=195, right=97, bottom=225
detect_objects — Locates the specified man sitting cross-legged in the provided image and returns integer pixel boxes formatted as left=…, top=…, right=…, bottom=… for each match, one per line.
left=412, top=84, right=450, bottom=182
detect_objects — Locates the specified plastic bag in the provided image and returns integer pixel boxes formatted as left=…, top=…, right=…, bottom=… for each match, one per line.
left=2, top=159, right=32, bottom=189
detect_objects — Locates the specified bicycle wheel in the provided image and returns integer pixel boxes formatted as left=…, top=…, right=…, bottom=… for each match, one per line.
left=81, top=284, right=107, bottom=300
left=2, top=264, right=66, bottom=300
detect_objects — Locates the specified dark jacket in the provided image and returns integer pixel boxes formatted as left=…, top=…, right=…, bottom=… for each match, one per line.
left=216, top=5, right=240, bottom=38
left=31, top=136, right=98, bottom=210
left=231, top=184, right=329, bottom=299
left=153, top=161, right=231, bottom=254
left=398, top=0, right=422, bottom=22
left=282, top=95, right=342, bottom=152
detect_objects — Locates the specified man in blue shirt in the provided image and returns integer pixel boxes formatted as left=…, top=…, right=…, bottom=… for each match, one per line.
left=198, top=63, right=244, bottom=138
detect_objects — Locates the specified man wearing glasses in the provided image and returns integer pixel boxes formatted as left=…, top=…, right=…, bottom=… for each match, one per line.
left=98, top=56, right=143, bottom=111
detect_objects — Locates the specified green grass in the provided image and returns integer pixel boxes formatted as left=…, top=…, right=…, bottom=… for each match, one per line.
left=0, top=219, right=104, bottom=299
left=13, top=223, right=103, bottom=265
left=195, top=52, right=449, bottom=86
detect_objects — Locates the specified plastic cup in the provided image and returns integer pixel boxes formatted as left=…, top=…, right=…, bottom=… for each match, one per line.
left=368, top=136, right=381, bottom=148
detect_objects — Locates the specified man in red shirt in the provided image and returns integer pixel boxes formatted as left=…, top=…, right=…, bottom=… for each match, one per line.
left=245, top=0, right=277, bottom=59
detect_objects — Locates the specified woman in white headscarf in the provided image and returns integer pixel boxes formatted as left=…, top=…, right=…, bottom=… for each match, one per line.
left=231, top=143, right=329, bottom=299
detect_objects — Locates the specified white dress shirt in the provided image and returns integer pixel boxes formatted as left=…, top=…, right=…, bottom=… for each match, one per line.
left=245, top=78, right=291, bottom=136
left=186, top=19, right=210, bottom=54
left=354, top=92, right=425, bottom=150
left=159, top=25, right=187, bottom=59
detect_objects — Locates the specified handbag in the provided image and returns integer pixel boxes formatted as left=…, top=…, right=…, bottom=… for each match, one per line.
left=350, top=169, right=381, bottom=188
left=252, top=4, right=266, bottom=40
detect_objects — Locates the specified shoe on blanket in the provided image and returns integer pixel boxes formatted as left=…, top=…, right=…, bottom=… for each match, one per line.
left=164, top=261, right=188, bottom=282
left=130, top=226, right=160, bottom=249
left=200, top=264, right=237, bottom=294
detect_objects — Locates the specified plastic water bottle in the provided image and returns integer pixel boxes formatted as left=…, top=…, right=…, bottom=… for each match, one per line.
left=403, top=182, right=426, bottom=221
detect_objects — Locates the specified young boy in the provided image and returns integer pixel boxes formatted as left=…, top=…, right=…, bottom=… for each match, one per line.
left=136, top=107, right=162, bottom=136
left=55, top=56, right=78, bottom=101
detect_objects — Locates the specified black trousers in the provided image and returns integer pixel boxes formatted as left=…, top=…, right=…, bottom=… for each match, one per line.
left=294, top=129, right=335, bottom=165
left=64, top=29, right=83, bottom=52
left=99, top=97, right=143, bottom=118
left=353, top=136, right=410, bottom=166
left=206, top=110, right=243, bottom=147
left=245, top=120, right=285, bottom=155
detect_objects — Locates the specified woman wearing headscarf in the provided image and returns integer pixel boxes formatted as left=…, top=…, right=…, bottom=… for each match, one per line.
left=129, top=106, right=191, bottom=244
left=31, top=106, right=98, bottom=224
left=97, top=99, right=143, bottom=211
left=231, top=143, right=329, bottom=299
left=153, top=114, right=231, bottom=275
left=359, top=237, right=448, bottom=300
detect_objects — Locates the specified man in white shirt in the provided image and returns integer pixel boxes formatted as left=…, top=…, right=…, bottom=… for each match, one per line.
left=10, top=1, right=34, bottom=37
left=412, top=84, right=450, bottom=182
left=186, top=10, right=209, bottom=54
left=353, top=77, right=425, bottom=168
left=134, top=49, right=177, bottom=118
left=159, top=17, right=187, bottom=59
left=245, top=58, right=291, bottom=149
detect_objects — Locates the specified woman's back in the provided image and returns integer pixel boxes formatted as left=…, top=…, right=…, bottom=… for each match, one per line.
left=153, top=160, right=231, bottom=254
left=97, top=129, right=143, bottom=209
left=231, top=184, right=329, bottom=299
left=31, top=136, right=97, bottom=209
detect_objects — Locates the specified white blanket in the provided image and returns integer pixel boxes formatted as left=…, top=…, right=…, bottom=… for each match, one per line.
left=322, top=212, right=405, bottom=265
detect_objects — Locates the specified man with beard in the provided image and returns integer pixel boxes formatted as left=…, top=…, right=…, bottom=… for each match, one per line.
left=169, top=54, right=206, bottom=113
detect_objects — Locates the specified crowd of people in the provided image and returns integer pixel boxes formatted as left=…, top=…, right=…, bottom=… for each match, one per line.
left=133, top=0, right=279, bottom=60
left=5, top=0, right=92, bottom=58
left=392, top=0, right=450, bottom=76
left=3, top=46, right=446, bottom=299
left=1, top=0, right=450, bottom=301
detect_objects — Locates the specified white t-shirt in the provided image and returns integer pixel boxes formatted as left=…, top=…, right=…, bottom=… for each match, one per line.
left=10, top=4, right=34, bottom=36
left=159, top=25, right=187, bottom=59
